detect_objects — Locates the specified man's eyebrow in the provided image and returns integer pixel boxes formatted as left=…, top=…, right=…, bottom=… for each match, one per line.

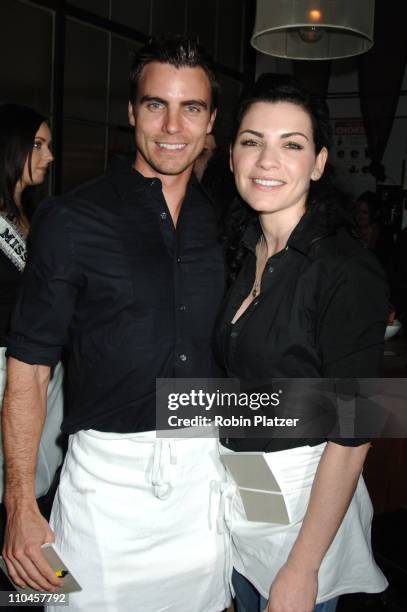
left=138, top=96, right=208, bottom=110
left=139, top=95, right=167, bottom=105
left=280, top=131, right=309, bottom=141
left=181, top=99, right=208, bottom=110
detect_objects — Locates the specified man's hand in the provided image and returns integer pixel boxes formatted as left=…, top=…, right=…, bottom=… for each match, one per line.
left=2, top=505, right=63, bottom=592
left=265, top=561, right=318, bottom=612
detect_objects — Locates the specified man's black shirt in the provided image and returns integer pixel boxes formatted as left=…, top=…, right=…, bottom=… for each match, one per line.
left=6, top=157, right=225, bottom=433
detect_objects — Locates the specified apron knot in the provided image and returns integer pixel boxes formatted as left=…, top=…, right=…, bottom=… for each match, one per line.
left=151, top=439, right=177, bottom=499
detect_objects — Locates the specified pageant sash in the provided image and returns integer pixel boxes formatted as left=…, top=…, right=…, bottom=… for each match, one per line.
left=0, top=214, right=27, bottom=272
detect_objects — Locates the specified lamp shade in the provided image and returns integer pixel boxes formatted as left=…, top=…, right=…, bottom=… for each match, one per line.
left=251, top=0, right=375, bottom=60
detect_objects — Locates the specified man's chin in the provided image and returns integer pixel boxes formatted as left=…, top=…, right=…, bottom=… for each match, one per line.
left=149, top=160, right=194, bottom=177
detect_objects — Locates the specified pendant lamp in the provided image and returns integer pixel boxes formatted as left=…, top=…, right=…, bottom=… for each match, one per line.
left=251, top=0, right=375, bottom=60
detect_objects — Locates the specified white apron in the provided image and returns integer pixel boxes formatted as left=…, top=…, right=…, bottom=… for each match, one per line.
left=220, top=442, right=388, bottom=604
left=47, top=430, right=231, bottom=612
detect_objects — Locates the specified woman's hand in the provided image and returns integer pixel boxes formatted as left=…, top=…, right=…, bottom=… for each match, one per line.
left=266, top=561, right=318, bottom=612
left=263, top=442, right=369, bottom=612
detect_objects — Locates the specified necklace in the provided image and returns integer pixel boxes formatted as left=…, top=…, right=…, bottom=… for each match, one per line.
left=251, top=235, right=268, bottom=298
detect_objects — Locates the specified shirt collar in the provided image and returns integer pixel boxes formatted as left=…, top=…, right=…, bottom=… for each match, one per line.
left=242, top=211, right=334, bottom=257
left=106, top=154, right=159, bottom=199
left=106, top=154, right=206, bottom=202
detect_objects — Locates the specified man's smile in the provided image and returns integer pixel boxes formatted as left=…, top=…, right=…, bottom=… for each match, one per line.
left=156, top=142, right=187, bottom=150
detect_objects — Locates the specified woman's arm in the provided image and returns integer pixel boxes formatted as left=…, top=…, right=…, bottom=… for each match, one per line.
left=267, top=251, right=387, bottom=611
left=267, top=441, right=369, bottom=612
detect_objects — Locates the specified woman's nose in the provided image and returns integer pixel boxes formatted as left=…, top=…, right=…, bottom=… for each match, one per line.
left=255, top=145, right=280, bottom=169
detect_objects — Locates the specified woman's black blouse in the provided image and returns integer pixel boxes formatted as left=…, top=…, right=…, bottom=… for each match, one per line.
left=0, top=250, right=21, bottom=346
left=215, top=213, right=389, bottom=452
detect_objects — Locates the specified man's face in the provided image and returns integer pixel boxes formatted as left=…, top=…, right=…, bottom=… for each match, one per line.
left=128, top=62, right=216, bottom=180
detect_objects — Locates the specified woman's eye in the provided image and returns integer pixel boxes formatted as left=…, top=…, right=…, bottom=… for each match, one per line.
left=33, top=141, right=42, bottom=150
left=240, top=139, right=259, bottom=147
left=284, top=141, right=303, bottom=150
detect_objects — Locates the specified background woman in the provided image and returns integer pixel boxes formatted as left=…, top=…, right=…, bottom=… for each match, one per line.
left=0, top=104, right=63, bottom=515
left=353, top=190, right=380, bottom=250
left=216, top=75, right=388, bottom=612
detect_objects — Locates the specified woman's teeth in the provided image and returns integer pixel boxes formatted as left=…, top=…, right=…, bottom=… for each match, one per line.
left=253, top=179, right=284, bottom=186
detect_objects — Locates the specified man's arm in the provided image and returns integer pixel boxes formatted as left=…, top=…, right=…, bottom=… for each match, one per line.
left=267, top=441, right=369, bottom=612
left=2, top=357, right=63, bottom=591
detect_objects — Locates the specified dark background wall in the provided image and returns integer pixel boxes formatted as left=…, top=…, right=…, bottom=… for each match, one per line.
left=0, top=0, right=256, bottom=193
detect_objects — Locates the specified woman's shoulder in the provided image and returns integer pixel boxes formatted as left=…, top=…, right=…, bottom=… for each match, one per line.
left=311, top=226, right=381, bottom=267
left=307, top=227, right=388, bottom=299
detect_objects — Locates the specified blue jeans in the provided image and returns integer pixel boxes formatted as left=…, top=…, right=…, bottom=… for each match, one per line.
left=233, top=569, right=338, bottom=612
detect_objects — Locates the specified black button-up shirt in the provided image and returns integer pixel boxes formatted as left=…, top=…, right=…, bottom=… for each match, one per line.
left=7, top=156, right=225, bottom=434
left=215, top=213, right=389, bottom=451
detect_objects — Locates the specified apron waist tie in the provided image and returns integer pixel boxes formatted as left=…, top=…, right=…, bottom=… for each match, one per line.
left=151, top=439, right=177, bottom=499
left=213, top=478, right=237, bottom=594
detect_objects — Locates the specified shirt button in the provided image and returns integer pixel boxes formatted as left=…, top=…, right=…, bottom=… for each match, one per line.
left=268, top=265, right=274, bottom=273
left=179, top=353, right=187, bottom=362
left=160, top=211, right=167, bottom=220
left=179, top=304, right=186, bottom=311
left=177, top=256, right=181, bottom=263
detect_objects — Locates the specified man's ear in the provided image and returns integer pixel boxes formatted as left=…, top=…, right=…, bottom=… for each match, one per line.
left=207, top=109, right=217, bottom=134
left=128, top=101, right=136, bottom=127
left=229, top=145, right=234, bottom=173
left=311, top=146, right=328, bottom=181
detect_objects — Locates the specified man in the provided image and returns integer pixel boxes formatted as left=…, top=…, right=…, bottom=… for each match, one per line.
left=193, top=132, right=217, bottom=181
left=2, top=37, right=230, bottom=611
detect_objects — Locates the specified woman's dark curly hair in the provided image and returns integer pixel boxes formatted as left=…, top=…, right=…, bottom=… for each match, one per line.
left=224, top=73, right=352, bottom=281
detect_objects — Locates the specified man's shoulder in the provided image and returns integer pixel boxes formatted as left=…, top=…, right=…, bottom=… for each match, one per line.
left=30, top=172, right=116, bottom=240
left=35, top=161, right=130, bottom=225
left=64, top=171, right=117, bottom=210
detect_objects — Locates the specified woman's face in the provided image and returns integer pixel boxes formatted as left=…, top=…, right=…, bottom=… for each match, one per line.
left=355, top=200, right=370, bottom=226
left=231, top=101, right=327, bottom=217
left=20, top=122, right=53, bottom=189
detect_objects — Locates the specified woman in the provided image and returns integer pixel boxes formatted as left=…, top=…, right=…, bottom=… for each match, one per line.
left=0, top=104, right=63, bottom=506
left=353, top=191, right=380, bottom=250
left=216, top=76, right=388, bottom=612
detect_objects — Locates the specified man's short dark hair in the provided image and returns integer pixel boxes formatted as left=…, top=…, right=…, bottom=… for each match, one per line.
left=129, top=35, right=219, bottom=112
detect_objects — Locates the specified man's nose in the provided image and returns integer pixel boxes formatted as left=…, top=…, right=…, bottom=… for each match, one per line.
left=163, top=108, right=182, bottom=134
